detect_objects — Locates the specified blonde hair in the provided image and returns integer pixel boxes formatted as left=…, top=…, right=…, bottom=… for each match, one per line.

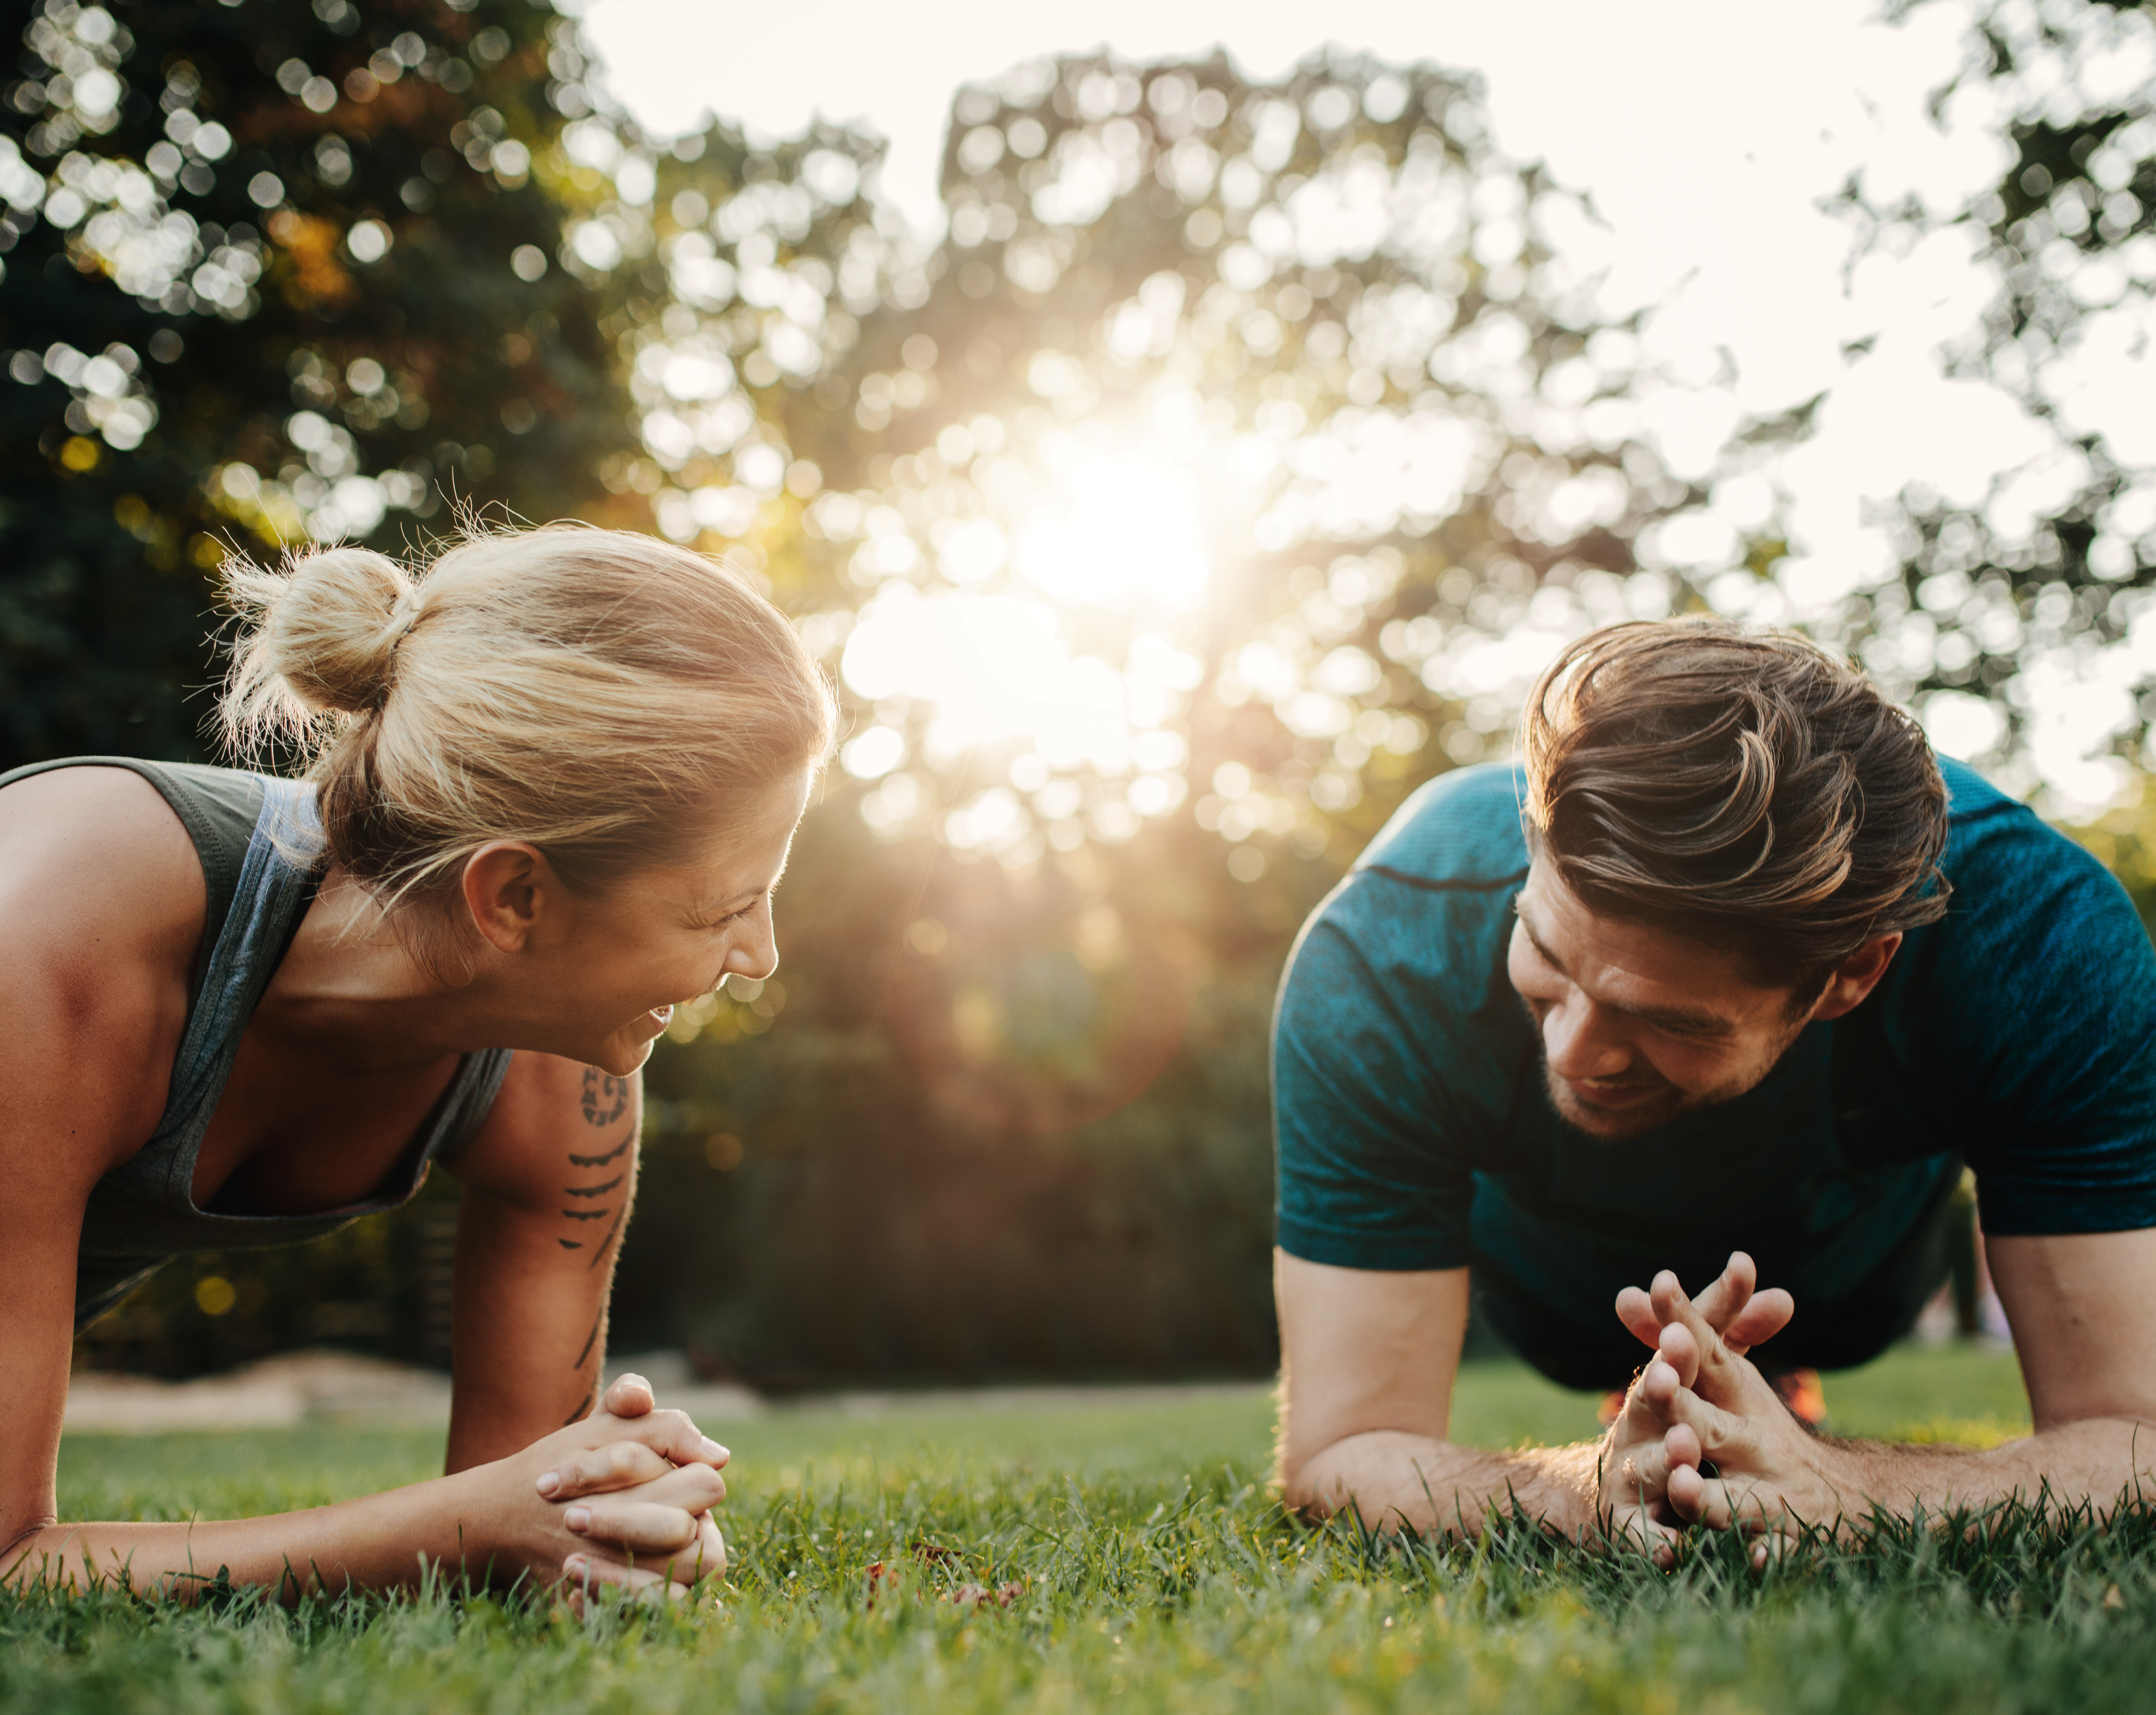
left=220, top=524, right=835, bottom=906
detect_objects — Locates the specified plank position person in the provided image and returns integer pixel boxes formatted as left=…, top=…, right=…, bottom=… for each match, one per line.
left=1273, top=618, right=2156, bottom=1559
left=0, top=525, right=833, bottom=1600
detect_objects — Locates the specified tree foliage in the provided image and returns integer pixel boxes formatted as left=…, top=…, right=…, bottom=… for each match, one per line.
left=606, top=52, right=1699, bottom=1381
left=1825, top=0, right=2156, bottom=798
left=0, top=0, right=642, bottom=763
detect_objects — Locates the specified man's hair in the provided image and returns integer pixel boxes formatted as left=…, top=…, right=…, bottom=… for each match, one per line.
left=1519, top=617, right=1951, bottom=991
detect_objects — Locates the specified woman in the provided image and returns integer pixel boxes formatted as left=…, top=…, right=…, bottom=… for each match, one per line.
left=0, top=525, right=834, bottom=1600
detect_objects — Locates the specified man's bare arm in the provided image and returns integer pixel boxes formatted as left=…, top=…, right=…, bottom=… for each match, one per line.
left=1276, top=1252, right=1604, bottom=1537
left=1638, top=1231, right=2156, bottom=1548
left=1281, top=1248, right=1802, bottom=1540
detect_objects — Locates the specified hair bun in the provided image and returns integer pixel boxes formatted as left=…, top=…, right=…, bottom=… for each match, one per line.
left=221, top=545, right=417, bottom=732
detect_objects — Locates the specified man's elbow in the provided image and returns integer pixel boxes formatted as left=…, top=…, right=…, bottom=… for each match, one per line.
left=1276, top=1437, right=1358, bottom=1521
left=1277, top=1461, right=1323, bottom=1520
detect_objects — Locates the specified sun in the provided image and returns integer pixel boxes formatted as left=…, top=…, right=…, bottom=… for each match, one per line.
left=1014, top=444, right=1211, bottom=611
left=841, top=429, right=1213, bottom=778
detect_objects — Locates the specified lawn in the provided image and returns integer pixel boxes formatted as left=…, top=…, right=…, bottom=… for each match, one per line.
left=10, top=1344, right=2153, bottom=1713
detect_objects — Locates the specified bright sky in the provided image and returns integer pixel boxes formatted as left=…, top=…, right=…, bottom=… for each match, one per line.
left=574, top=0, right=2149, bottom=812
left=578, top=0, right=1999, bottom=433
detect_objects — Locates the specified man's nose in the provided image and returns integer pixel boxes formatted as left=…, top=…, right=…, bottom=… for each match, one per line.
left=1541, top=991, right=1630, bottom=1079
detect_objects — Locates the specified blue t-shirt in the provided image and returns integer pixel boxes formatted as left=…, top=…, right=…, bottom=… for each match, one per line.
left=1273, top=759, right=2156, bottom=1329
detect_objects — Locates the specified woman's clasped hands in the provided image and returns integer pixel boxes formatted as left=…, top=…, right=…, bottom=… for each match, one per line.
left=473, top=1373, right=730, bottom=1606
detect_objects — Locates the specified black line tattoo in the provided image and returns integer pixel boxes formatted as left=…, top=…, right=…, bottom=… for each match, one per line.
left=585, top=1205, right=627, bottom=1270
left=580, top=1068, right=630, bottom=1127
left=574, top=1312, right=601, bottom=1371
left=561, top=1398, right=593, bottom=1427
left=558, top=1075, right=635, bottom=1289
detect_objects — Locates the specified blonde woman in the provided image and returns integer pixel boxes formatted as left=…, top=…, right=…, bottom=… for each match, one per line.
left=0, top=526, right=833, bottom=1601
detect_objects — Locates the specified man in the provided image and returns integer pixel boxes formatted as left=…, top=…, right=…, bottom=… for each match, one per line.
left=1272, top=618, right=2156, bottom=1557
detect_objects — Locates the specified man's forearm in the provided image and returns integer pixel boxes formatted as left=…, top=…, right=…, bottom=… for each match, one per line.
left=1815, top=1415, right=2156, bottom=1524
left=1287, top=1430, right=1602, bottom=1539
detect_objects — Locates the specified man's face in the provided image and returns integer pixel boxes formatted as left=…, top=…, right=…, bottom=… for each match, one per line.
left=1505, top=855, right=1817, bottom=1140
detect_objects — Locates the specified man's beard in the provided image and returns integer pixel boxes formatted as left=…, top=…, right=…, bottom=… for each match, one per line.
left=1537, top=1026, right=1807, bottom=1141
left=1539, top=1061, right=1712, bottom=1139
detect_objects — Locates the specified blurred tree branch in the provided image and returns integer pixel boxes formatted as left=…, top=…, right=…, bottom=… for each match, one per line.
left=1818, top=0, right=2156, bottom=802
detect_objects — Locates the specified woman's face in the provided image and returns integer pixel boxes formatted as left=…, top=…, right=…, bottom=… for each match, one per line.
left=529, top=769, right=813, bottom=1075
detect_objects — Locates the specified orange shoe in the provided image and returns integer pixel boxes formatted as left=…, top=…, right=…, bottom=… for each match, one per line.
left=1773, top=1368, right=1827, bottom=1426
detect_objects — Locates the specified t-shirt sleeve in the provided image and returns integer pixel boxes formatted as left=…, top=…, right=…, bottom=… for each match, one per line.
left=1918, top=810, right=2156, bottom=1236
left=1271, top=890, right=1476, bottom=1271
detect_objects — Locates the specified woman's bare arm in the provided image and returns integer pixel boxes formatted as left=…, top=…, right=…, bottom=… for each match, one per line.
left=440, top=1052, right=645, bottom=1470
left=0, top=769, right=209, bottom=1574
left=6, top=1385, right=728, bottom=1600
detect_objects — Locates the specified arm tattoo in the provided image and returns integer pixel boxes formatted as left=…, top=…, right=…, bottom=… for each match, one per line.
left=580, top=1068, right=630, bottom=1127
left=563, top=1307, right=605, bottom=1424
left=558, top=1071, right=635, bottom=1403
left=562, top=1068, right=633, bottom=1239
left=583, top=1206, right=627, bottom=1271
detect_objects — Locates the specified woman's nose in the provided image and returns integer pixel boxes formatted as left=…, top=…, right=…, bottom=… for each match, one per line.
left=726, top=910, right=780, bottom=983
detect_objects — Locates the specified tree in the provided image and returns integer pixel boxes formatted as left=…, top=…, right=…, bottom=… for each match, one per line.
left=1816, top=0, right=2156, bottom=804
left=0, top=0, right=642, bottom=765
left=604, top=51, right=1699, bottom=1382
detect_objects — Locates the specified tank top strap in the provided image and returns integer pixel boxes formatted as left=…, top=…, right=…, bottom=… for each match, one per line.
left=99, top=776, right=323, bottom=1208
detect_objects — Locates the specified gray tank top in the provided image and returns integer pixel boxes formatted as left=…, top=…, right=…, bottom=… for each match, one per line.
left=0, top=758, right=513, bottom=1328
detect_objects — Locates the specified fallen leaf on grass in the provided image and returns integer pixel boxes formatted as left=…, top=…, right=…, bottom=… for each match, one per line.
left=946, top=1581, right=1026, bottom=1610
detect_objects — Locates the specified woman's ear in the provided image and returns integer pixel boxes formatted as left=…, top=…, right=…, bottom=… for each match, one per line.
left=461, top=842, right=558, bottom=954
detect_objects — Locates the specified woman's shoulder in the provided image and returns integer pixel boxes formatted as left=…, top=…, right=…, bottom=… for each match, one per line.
left=0, top=763, right=213, bottom=1170
left=0, top=762, right=209, bottom=1002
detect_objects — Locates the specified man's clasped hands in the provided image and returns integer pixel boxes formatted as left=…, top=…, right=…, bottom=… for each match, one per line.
left=1598, top=1252, right=1863, bottom=1566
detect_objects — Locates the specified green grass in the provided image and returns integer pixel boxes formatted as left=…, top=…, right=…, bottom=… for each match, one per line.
left=15, top=1344, right=2152, bottom=1714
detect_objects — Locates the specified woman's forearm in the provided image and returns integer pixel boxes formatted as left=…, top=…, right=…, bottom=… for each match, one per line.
left=6, top=1386, right=733, bottom=1604
left=1286, top=1430, right=1602, bottom=1539
left=2, top=1465, right=500, bottom=1601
